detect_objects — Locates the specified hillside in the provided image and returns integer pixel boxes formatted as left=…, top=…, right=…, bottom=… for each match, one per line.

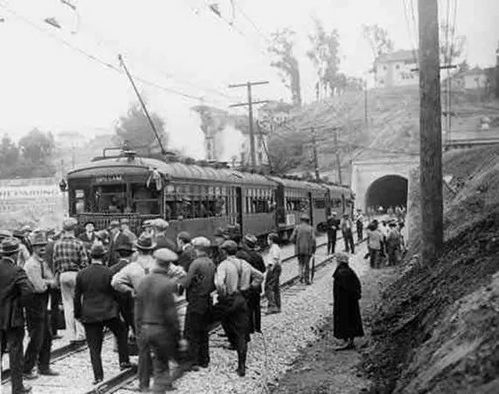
left=271, top=86, right=499, bottom=184
left=362, top=145, right=499, bottom=393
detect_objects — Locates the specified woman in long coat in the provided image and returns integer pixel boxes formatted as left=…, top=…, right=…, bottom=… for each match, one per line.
left=333, top=253, right=364, bottom=350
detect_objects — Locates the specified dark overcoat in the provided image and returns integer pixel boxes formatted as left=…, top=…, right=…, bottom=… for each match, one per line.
left=333, top=262, right=364, bottom=339
left=0, top=257, right=34, bottom=330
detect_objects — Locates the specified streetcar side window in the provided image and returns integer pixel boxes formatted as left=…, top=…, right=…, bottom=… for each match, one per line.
left=74, top=189, right=85, bottom=214
left=131, top=184, right=160, bottom=215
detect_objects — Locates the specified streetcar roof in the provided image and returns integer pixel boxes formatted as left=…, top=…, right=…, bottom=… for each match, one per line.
left=266, top=176, right=326, bottom=192
left=67, top=156, right=276, bottom=187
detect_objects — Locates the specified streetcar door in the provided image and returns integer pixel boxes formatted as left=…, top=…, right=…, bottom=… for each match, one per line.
left=308, top=192, right=314, bottom=226
left=236, top=187, right=243, bottom=233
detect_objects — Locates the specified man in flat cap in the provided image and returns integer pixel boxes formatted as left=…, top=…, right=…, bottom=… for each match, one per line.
left=152, top=219, right=177, bottom=252
left=75, top=244, right=132, bottom=385
left=326, top=212, right=341, bottom=255
left=177, top=231, right=196, bottom=272
left=53, top=217, right=88, bottom=344
left=181, top=237, right=216, bottom=370
left=0, top=237, right=34, bottom=393
left=135, top=248, right=186, bottom=392
left=332, top=253, right=363, bottom=351
left=213, top=240, right=263, bottom=377
left=23, top=231, right=59, bottom=379
left=236, top=234, right=265, bottom=333
left=290, top=214, right=316, bottom=285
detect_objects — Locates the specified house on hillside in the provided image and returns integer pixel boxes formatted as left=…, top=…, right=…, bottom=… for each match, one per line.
left=374, top=50, right=418, bottom=88
left=447, top=67, right=491, bottom=90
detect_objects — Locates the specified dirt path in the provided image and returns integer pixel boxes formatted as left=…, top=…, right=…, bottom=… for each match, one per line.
left=272, top=245, right=397, bottom=394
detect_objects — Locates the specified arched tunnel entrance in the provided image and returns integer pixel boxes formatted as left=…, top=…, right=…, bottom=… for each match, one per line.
left=365, top=175, right=408, bottom=211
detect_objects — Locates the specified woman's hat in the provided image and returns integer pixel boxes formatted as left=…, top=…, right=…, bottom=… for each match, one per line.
left=334, top=252, right=349, bottom=264
left=134, top=234, right=157, bottom=250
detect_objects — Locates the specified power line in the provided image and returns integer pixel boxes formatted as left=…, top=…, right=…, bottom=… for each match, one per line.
left=0, top=2, right=227, bottom=103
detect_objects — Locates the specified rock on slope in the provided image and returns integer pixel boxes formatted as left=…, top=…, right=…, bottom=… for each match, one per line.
left=363, top=145, right=499, bottom=393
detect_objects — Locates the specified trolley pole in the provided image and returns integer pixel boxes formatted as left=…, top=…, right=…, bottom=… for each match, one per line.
left=418, top=0, right=443, bottom=264
left=229, top=81, right=269, bottom=170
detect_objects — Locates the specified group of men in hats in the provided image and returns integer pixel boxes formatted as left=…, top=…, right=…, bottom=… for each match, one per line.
left=0, top=213, right=289, bottom=393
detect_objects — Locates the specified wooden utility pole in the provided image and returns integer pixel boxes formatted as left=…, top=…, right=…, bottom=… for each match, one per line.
left=229, top=81, right=269, bottom=169
left=310, top=128, right=320, bottom=181
left=333, top=128, right=342, bottom=184
left=418, top=0, right=443, bottom=263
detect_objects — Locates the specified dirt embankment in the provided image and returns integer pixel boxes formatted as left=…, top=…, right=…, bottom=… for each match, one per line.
left=363, top=145, right=499, bottom=393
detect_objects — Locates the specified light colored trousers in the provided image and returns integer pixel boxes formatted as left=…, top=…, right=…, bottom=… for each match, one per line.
left=60, top=271, right=85, bottom=342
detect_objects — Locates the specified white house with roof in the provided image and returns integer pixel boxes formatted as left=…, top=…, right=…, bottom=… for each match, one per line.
left=374, top=50, right=418, bottom=88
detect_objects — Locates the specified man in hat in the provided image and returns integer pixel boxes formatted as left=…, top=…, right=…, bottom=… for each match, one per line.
left=23, top=231, right=59, bottom=379
left=109, top=240, right=137, bottom=341
left=79, top=221, right=97, bottom=251
left=386, top=220, right=402, bottom=266
left=152, top=219, right=177, bottom=252
left=236, top=234, right=265, bottom=333
left=213, top=240, right=264, bottom=377
left=53, top=217, right=88, bottom=344
left=181, top=237, right=216, bottom=370
left=355, top=210, right=365, bottom=242
left=332, top=253, right=364, bottom=350
left=108, top=218, right=137, bottom=267
left=340, top=213, right=355, bottom=254
left=44, top=229, right=63, bottom=338
left=0, top=237, right=35, bottom=394
left=290, top=214, right=316, bottom=285
left=13, top=229, right=31, bottom=268
left=176, top=231, right=196, bottom=272
left=135, top=248, right=186, bottom=392
left=211, top=227, right=229, bottom=265
left=75, top=243, right=132, bottom=385
left=326, top=212, right=341, bottom=254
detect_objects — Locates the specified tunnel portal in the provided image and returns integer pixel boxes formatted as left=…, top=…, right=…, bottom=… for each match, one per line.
left=365, top=175, right=408, bottom=211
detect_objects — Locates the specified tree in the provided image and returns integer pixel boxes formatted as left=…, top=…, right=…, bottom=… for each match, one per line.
left=268, top=28, right=302, bottom=106
left=18, top=129, right=55, bottom=165
left=362, top=24, right=394, bottom=62
left=307, top=18, right=343, bottom=96
left=114, top=103, right=169, bottom=156
left=0, top=134, right=20, bottom=178
left=439, top=22, right=466, bottom=65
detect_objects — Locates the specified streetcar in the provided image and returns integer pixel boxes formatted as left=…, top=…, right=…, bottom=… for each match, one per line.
left=65, top=148, right=354, bottom=241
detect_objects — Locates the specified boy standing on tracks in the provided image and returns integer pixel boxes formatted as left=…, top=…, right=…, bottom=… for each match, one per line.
left=290, top=214, right=316, bottom=285
left=265, top=233, right=282, bottom=314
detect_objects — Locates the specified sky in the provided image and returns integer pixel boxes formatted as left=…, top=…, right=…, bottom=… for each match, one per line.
left=0, top=0, right=498, bottom=159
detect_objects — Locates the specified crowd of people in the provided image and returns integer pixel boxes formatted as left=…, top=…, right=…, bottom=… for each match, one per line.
left=0, top=217, right=286, bottom=393
left=0, top=210, right=375, bottom=393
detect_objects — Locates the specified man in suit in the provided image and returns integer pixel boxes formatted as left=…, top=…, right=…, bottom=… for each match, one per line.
left=23, top=231, right=59, bottom=379
left=74, top=243, right=132, bottom=385
left=176, top=231, right=195, bottom=271
left=340, top=214, right=355, bottom=254
left=152, top=219, right=177, bottom=252
left=78, top=221, right=97, bottom=252
left=181, top=237, right=216, bottom=370
left=326, top=212, right=340, bottom=254
left=290, top=214, right=316, bottom=285
left=0, top=237, right=35, bottom=394
left=108, top=218, right=137, bottom=267
left=135, top=248, right=186, bottom=392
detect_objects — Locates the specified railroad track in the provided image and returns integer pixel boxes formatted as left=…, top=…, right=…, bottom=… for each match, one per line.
left=86, top=239, right=366, bottom=394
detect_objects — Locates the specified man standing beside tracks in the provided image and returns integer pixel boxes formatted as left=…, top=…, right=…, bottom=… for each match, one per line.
left=152, top=219, right=177, bottom=252
left=290, top=214, right=316, bottom=285
left=135, top=248, right=186, bottom=392
left=23, top=231, right=59, bottom=379
left=53, top=218, right=88, bottom=344
left=213, top=240, right=263, bottom=377
left=0, top=237, right=35, bottom=394
left=340, top=213, right=355, bottom=254
left=326, top=212, right=340, bottom=255
left=181, top=237, right=216, bottom=370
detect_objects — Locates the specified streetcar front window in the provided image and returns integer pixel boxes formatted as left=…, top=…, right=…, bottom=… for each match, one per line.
left=131, top=184, right=160, bottom=215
